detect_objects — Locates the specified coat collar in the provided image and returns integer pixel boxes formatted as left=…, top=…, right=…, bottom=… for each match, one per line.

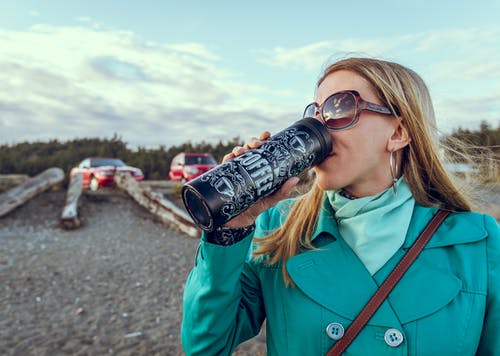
left=402, top=204, right=487, bottom=248
left=310, top=198, right=487, bottom=249
left=310, top=196, right=339, bottom=242
left=286, top=201, right=487, bottom=326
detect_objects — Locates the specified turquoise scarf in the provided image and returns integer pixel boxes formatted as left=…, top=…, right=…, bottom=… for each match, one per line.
left=326, top=178, right=415, bottom=275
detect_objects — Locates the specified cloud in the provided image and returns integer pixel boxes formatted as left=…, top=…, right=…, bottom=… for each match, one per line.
left=258, top=27, right=500, bottom=74
left=434, top=92, right=500, bottom=132
left=257, top=26, right=500, bottom=132
left=91, top=57, right=149, bottom=81
left=0, top=24, right=297, bottom=148
left=0, top=23, right=498, bottom=151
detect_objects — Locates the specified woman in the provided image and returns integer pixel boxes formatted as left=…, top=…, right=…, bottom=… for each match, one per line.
left=181, top=57, right=500, bottom=355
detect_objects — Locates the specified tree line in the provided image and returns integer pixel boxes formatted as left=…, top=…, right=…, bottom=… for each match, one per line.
left=443, top=121, right=500, bottom=154
left=0, top=121, right=498, bottom=182
left=442, top=121, right=499, bottom=181
left=0, top=133, right=243, bottom=182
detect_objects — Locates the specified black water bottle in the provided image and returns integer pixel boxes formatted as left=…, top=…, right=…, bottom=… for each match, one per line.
left=182, top=117, right=332, bottom=231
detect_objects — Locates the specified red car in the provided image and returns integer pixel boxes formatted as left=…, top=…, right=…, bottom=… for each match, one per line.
left=70, top=157, right=144, bottom=191
left=168, top=153, right=217, bottom=182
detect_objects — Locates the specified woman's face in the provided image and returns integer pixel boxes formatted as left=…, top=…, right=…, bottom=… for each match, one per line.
left=312, top=70, right=401, bottom=197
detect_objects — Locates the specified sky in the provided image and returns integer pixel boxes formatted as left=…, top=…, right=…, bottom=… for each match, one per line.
left=0, top=0, right=499, bottom=149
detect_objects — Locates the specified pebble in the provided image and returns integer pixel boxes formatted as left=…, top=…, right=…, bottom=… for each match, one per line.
left=124, top=331, right=142, bottom=338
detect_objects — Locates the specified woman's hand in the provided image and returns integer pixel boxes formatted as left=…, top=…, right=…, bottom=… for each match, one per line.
left=222, top=131, right=300, bottom=228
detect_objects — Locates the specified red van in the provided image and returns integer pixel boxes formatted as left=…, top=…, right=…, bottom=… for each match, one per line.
left=168, top=153, right=217, bottom=182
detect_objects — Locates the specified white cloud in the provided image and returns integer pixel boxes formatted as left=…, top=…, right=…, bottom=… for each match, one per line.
left=434, top=92, right=500, bottom=132
left=1, top=23, right=498, bottom=150
left=257, top=39, right=392, bottom=72
left=258, top=27, right=500, bottom=73
left=0, top=24, right=296, bottom=148
left=257, top=26, right=500, bottom=132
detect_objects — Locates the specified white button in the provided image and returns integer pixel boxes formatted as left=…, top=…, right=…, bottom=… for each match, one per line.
left=326, top=322, right=344, bottom=340
left=384, top=328, right=404, bottom=347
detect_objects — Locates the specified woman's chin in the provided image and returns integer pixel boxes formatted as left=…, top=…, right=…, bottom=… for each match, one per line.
left=314, top=174, right=339, bottom=192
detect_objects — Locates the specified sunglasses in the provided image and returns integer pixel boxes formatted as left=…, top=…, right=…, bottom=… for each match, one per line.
left=303, top=90, right=399, bottom=130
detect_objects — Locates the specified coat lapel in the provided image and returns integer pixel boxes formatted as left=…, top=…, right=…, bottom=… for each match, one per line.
left=286, top=204, right=488, bottom=327
left=381, top=251, right=463, bottom=323
left=286, top=236, right=401, bottom=326
left=379, top=205, right=487, bottom=323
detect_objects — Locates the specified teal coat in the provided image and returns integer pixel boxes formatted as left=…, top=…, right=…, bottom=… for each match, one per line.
left=181, top=201, right=500, bottom=355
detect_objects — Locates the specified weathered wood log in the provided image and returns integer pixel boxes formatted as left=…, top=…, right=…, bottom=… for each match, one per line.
left=0, top=167, right=65, bottom=217
left=0, top=174, right=29, bottom=193
left=114, top=172, right=200, bottom=238
left=60, top=173, right=83, bottom=229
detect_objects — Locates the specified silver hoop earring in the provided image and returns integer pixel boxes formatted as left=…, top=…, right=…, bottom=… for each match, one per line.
left=389, top=149, right=398, bottom=195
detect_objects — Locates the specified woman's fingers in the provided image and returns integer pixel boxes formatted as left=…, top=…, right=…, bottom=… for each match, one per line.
left=222, top=152, right=235, bottom=162
left=222, top=131, right=271, bottom=163
left=244, top=136, right=261, bottom=149
left=259, top=131, right=271, bottom=141
left=232, top=146, right=246, bottom=156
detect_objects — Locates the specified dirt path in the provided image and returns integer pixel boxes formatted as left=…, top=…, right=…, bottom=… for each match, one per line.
left=0, top=188, right=265, bottom=355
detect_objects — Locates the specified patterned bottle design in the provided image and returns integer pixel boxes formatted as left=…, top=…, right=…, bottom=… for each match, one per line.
left=182, top=117, right=332, bottom=231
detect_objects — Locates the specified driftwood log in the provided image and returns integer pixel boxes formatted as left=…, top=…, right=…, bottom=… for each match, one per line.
left=114, top=172, right=200, bottom=238
left=0, top=174, right=29, bottom=192
left=0, top=167, right=65, bottom=217
left=60, top=173, right=83, bottom=229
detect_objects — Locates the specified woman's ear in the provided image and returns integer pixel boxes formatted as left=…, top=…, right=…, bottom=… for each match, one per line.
left=386, top=121, right=411, bottom=151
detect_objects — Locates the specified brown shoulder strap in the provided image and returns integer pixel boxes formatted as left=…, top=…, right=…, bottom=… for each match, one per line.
left=327, top=209, right=450, bottom=356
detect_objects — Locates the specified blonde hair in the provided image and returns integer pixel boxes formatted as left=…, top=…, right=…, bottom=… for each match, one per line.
left=253, top=57, right=472, bottom=286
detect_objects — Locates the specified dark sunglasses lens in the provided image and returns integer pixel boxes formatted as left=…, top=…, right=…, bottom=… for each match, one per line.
left=323, top=92, right=356, bottom=129
left=303, top=103, right=317, bottom=118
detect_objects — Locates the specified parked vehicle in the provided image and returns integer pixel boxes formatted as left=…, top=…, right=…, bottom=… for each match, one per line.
left=168, top=153, right=217, bottom=182
left=70, top=157, right=144, bottom=191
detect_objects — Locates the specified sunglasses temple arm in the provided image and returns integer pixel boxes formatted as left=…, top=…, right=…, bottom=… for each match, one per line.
left=365, top=102, right=394, bottom=115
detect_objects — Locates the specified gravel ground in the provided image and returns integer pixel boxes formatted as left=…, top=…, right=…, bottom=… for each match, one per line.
left=0, top=187, right=265, bottom=355
left=1, top=181, right=497, bottom=355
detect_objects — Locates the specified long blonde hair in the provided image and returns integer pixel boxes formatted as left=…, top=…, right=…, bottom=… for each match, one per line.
left=253, top=57, right=472, bottom=285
